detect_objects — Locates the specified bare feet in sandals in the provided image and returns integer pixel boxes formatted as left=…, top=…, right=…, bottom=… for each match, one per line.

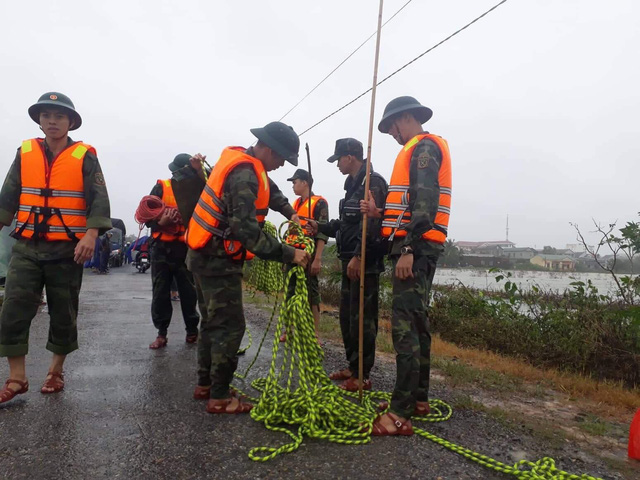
left=371, top=412, right=413, bottom=436
left=41, top=371, right=64, bottom=394
left=206, top=396, right=253, bottom=414
left=0, top=379, right=29, bottom=404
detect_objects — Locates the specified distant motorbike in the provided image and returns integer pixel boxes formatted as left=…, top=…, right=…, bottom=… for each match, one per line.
left=135, top=251, right=150, bottom=273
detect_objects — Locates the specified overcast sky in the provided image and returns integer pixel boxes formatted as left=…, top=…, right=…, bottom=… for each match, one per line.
left=1, top=0, right=638, bottom=249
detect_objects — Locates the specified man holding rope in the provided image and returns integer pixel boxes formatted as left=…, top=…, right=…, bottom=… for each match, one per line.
left=185, top=121, right=310, bottom=415
left=282, top=168, right=328, bottom=340
left=145, top=154, right=200, bottom=349
left=361, top=96, right=452, bottom=435
left=307, top=138, right=388, bottom=392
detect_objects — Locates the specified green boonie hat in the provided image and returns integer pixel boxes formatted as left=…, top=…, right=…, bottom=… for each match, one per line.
left=378, top=96, right=432, bottom=133
left=168, top=153, right=192, bottom=172
left=286, top=168, right=311, bottom=183
left=250, top=121, right=300, bottom=166
left=28, top=92, right=82, bottom=130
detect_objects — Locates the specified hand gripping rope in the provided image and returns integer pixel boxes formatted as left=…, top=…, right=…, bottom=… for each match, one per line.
left=231, top=221, right=603, bottom=479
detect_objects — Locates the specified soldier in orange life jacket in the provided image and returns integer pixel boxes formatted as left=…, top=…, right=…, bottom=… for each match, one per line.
left=185, top=121, right=310, bottom=414
left=281, top=168, right=328, bottom=340
left=0, top=92, right=112, bottom=405
left=146, top=154, right=200, bottom=350
left=361, top=96, right=452, bottom=436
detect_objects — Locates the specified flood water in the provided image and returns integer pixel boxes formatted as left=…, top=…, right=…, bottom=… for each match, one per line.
left=434, top=268, right=631, bottom=296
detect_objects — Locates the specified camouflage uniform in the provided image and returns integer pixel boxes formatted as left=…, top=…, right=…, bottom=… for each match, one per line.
left=0, top=138, right=112, bottom=357
left=319, top=163, right=388, bottom=379
left=147, top=182, right=199, bottom=337
left=184, top=147, right=296, bottom=399
left=388, top=137, right=444, bottom=419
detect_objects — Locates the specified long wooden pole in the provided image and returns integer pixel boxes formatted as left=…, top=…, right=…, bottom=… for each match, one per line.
left=358, top=0, right=384, bottom=403
left=306, top=143, right=312, bottom=219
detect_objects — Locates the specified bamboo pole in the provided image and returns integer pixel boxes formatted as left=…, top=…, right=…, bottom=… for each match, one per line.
left=358, top=0, right=384, bottom=403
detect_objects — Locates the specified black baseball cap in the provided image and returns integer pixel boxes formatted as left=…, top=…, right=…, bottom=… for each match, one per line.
left=168, top=153, right=192, bottom=172
left=286, top=168, right=311, bottom=183
left=327, top=138, right=364, bottom=163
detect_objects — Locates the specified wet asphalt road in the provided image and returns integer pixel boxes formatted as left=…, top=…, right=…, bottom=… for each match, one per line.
left=0, top=267, right=625, bottom=480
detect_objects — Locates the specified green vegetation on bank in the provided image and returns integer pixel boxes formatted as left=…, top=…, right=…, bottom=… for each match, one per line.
left=246, top=217, right=640, bottom=388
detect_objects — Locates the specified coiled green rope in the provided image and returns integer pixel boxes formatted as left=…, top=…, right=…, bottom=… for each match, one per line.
left=245, top=221, right=284, bottom=295
left=235, top=221, right=603, bottom=480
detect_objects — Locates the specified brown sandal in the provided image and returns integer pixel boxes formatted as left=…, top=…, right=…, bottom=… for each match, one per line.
left=41, top=371, right=64, bottom=394
left=193, top=385, right=211, bottom=400
left=206, top=397, right=253, bottom=414
left=371, top=412, right=414, bottom=436
left=185, top=333, right=198, bottom=344
left=149, top=336, right=168, bottom=349
left=339, top=376, right=372, bottom=392
left=0, top=379, right=29, bottom=404
left=329, top=367, right=352, bottom=381
left=378, top=400, right=430, bottom=417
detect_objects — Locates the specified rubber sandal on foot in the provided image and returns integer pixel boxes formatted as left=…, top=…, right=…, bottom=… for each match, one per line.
left=41, top=372, right=64, bottom=394
left=371, top=413, right=413, bottom=436
left=0, top=379, right=29, bottom=404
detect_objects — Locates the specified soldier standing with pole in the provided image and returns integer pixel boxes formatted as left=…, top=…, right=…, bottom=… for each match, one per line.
left=361, top=95, right=452, bottom=436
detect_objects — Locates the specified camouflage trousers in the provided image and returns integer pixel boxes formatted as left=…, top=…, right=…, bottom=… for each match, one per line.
left=0, top=253, right=83, bottom=357
left=389, top=255, right=437, bottom=419
left=339, top=260, right=380, bottom=379
left=151, top=244, right=199, bottom=337
left=193, top=272, right=245, bottom=399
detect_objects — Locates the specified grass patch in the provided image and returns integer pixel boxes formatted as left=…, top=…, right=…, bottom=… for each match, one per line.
left=431, top=335, right=640, bottom=417
left=452, top=393, right=485, bottom=411
left=576, top=414, right=610, bottom=436
left=433, top=356, right=522, bottom=393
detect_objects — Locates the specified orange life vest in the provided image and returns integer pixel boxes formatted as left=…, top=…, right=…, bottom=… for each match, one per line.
left=381, top=133, right=452, bottom=244
left=15, top=138, right=93, bottom=241
left=287, top=195, right=326, bottom=246
left=185, top=147, right=270, bottom=260
left=292, top=195, right=326, bottom=226
left=152, top=179, right=186, bottom=243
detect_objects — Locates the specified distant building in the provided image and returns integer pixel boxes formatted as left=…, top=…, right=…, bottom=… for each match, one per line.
left=565, top=243, right=594, bottom=254
left=530, top=254, right=576, bottom=271
left=462, top=254, right=510, bottom=268
left=501, top=247, right=536, bottom=260
left=455, top=240, right=515, bottom=253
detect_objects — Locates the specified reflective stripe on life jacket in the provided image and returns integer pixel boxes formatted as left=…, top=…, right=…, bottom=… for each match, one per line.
left=152, top=179, right=186, bottom=242
left=185, top=147, right=270, bottom=260
left=15, top=138, right=92, bottom=241
left=381, top=133, right=452, bottom=244
left=287, top=195, right=326, bottom=246
left=292, top=195, right=325, bottom=226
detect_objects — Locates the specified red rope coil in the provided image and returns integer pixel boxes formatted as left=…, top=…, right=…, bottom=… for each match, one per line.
left=135, top=195, right=182, bottom=235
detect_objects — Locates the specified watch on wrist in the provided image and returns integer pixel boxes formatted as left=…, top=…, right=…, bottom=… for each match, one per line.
left=400, top=246, right=414, bottom=255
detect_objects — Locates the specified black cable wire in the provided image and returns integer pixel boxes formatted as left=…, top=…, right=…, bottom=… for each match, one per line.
left=278, top=0, right=413, bottom=122
left=299, top=0, right=510, bottom=136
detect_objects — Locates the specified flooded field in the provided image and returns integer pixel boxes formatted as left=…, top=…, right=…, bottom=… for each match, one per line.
left=434, top=268, right=631, bottom=296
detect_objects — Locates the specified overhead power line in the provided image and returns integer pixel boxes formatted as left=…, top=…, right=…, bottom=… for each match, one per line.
left=278, top=0, right=413, bottom=122
left=299, top=0, right=510, bottom=136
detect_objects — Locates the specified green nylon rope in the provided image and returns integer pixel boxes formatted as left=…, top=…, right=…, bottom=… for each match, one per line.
left=231, top=221, right=602, bottom=480
left=245, top=221, right=284, bottom=296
